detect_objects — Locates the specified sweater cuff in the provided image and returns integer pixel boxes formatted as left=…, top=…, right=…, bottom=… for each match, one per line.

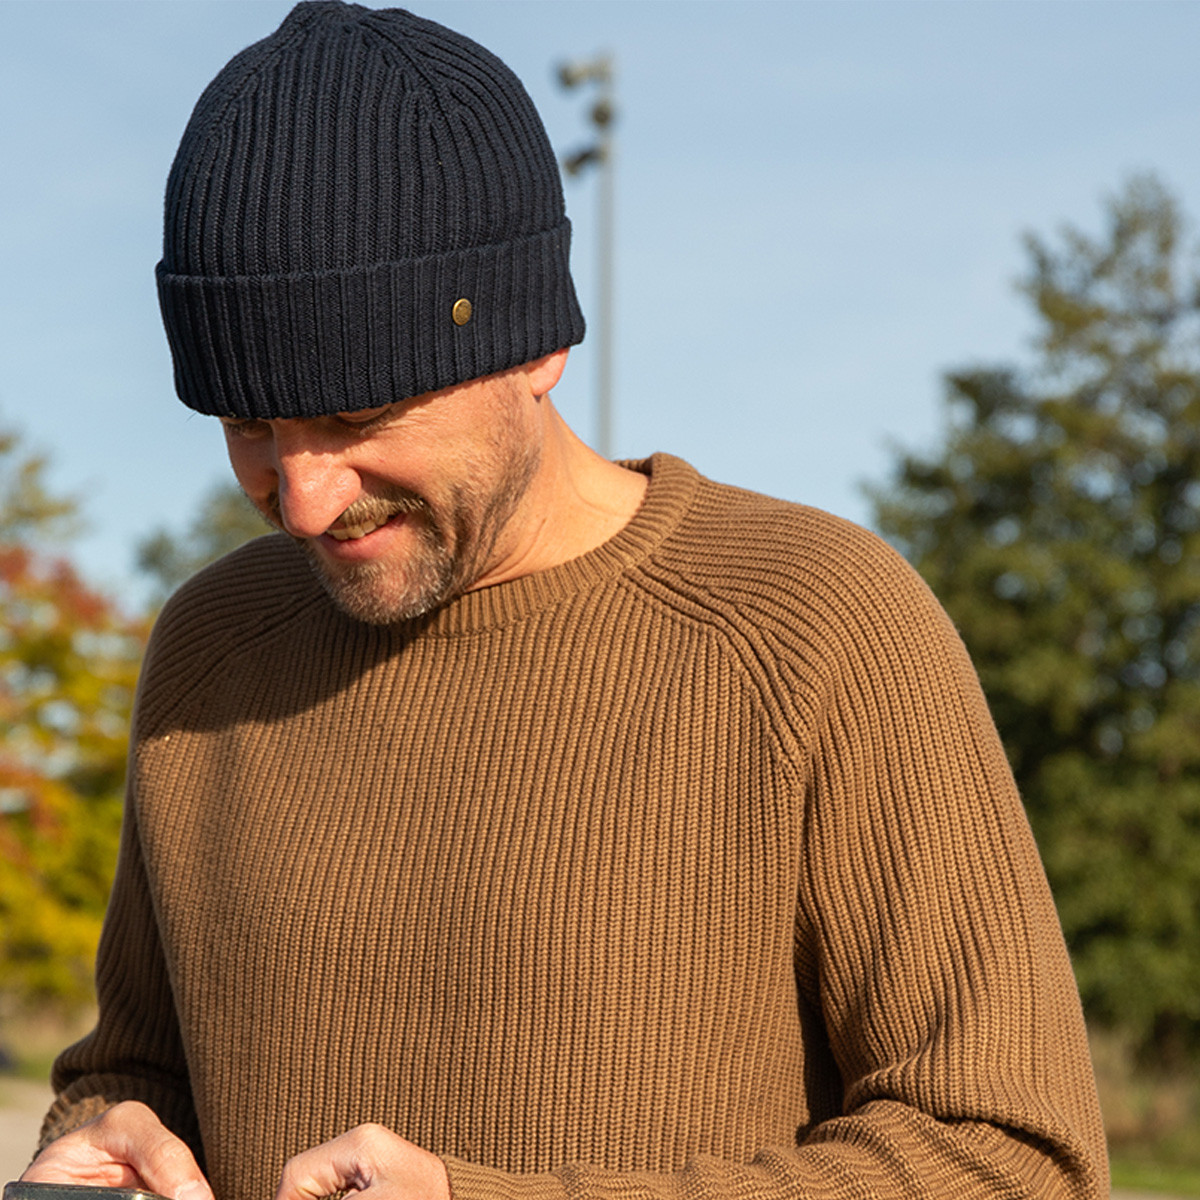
left=444, top=1156, right=569, bottom=1200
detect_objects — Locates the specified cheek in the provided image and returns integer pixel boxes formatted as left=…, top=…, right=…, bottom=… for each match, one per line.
left=355, top=431, right=449, bottom=494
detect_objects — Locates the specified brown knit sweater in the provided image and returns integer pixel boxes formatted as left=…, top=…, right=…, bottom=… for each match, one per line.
left=44, top=454, right=1107, bottom=1199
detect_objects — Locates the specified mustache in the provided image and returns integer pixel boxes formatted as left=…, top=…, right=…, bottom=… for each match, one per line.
left=263, top=486, right=431, bottom=534
left=329, top=490, right=428, bottom=531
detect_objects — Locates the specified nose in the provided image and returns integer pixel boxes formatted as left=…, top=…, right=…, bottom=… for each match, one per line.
left=270, top=426, right=362, bottom=538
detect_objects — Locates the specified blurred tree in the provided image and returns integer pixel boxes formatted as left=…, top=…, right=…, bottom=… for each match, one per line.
left=870, top=175, right=1200, bottom=1067
left=136, top=480, right=270, bottom=600
left=0, top=427, right=76, bottom=544
left=0, top=426, right=146, bottom=1033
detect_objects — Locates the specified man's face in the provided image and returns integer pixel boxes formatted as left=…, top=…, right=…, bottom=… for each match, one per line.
left=220, top=368, right=542, bottom=624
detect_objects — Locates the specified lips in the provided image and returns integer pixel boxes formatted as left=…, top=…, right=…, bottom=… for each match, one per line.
left=327, top=515, right=392, bottom=541
left=316, top=507, right=416, bottom=562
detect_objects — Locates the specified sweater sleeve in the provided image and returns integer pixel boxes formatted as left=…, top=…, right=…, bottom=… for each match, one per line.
left=35, top=535, right=309, bottom=1166
left=440, top=542, right=1108, bottom=1200
left=37, top=781, right=203, bottom=1163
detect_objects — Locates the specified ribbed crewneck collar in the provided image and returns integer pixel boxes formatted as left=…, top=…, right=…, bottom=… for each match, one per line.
left=385, top=452, right=699, bottom=640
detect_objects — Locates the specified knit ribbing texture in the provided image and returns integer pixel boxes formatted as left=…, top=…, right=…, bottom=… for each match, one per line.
left=44, top=457, right=1107, bottom=1200
left=156, top=2, right=585, bottom=418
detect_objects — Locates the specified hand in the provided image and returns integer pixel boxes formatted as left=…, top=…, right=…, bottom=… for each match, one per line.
left=275, top=1124, right=450, bottom=1200
left=21, top=1100, right=213, bottom=1200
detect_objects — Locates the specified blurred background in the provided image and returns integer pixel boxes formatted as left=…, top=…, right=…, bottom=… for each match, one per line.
left=5, top=1, right=1200, bottom=1192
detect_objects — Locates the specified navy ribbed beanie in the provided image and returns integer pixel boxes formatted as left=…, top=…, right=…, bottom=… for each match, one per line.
left=156, top=1, right=585, bottom=419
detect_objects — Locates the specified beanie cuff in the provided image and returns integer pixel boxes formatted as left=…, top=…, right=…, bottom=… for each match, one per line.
left=156, top=222, right=585, bottom=419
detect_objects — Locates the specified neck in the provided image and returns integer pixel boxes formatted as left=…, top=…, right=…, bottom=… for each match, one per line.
left=470, top=399, right=648, bottom=590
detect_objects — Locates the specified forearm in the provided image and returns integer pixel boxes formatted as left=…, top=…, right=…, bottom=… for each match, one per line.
left=440, top=1099, right=1101, bottom=1200
left=271, top=1089, right=1099, bottom=1200
left=41, top=780, right=201, bottom=1161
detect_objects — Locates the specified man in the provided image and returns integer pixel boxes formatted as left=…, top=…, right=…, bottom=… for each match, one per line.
left=25, top=4, right=1107, bottom=1199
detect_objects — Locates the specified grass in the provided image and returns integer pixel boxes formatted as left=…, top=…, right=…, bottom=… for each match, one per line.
left=1110, top=1156, right=1200, bottom=1196
left=1092, top=1027, right=1200, bottom=1194
left=5, top=1049, right=58, bottom=1083
left=0, top=1006, right=92, bottom=1087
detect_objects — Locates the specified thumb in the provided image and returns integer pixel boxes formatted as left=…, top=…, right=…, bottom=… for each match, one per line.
left=21, top=1101, right=212, bottom=1200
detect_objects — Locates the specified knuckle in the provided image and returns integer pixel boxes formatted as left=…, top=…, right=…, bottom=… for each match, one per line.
left=345, top=1122, right=394, bottom=1161
left=347, top=1123, right=380, bottom=1150
left=98, top=1100, right=151, bottom=1130
left=146, top=1135, right=192, bottom=1171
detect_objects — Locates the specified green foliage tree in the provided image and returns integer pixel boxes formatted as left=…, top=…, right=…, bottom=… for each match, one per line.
left=0, top=426, right=146, bottom=1030
left=136, top=480, right=270, bottom=601
left=870, top=175, right=1200, bottom=1067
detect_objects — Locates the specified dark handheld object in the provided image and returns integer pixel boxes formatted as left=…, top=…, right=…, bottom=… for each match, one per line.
left=4, top=1185, right=169, bottom=1200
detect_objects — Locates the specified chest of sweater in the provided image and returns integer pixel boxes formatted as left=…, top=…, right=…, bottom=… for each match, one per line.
left=131, top=607, right=814, bottom=1180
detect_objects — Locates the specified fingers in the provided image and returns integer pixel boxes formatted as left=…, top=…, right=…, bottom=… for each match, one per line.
left=22, top=1101, right=214, bottom=1200
left=276, top=1125, right=373, bottom=1200
left=276, top=1124, right=449, bottom=1200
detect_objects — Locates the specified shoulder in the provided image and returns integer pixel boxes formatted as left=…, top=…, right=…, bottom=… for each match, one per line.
left=134, top=534, right=331, bottom=729
left=644, top=461, right=1004, bottom=811
left=644, top=456, right=951, bottom=652
left=153, top=532, right=326, bottom=640
left=635, top=458, right=984, bottom=743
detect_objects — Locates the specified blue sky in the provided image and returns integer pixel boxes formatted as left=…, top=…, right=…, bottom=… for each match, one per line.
left=5, top=0, right=1200, bottom=605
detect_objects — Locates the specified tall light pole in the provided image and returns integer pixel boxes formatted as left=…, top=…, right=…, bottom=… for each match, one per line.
left=558, top=55, right=615, bottom=459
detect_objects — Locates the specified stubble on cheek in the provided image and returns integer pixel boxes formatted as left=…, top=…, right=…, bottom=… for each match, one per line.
left=305, top=516, right=455, bottom=624
left=315, top=449, right=537, bottom=625
left=258, top=485, right=457, bottom=625
left=243, top=386, right=541, bottom=625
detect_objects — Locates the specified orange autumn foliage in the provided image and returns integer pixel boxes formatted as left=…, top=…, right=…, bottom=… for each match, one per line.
left=1, top=444, right=147, bottom=1012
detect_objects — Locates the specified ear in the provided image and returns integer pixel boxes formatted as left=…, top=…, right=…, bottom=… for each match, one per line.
left=523, top=348, right=570, bottom=397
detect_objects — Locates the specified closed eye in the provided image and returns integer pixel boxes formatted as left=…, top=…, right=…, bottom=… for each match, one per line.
left=220, top=417, right=270, bottom=439
left=334, top=405, right=397, bottom=430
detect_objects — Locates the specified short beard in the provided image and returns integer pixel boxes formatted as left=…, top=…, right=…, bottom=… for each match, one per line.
left=262, top=433, right=540, bottom=626
left=298, top=487, right=453, bottom=625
